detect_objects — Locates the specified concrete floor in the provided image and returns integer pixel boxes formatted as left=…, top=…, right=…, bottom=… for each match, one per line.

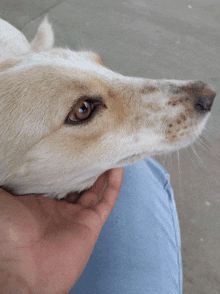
left=1, top=0, right=220, bottom=293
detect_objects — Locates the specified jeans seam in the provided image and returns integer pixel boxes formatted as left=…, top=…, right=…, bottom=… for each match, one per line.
left=164, top=181, right=182, bottom=294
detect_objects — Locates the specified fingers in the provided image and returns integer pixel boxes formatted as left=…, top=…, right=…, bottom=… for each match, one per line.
left=77, top=171, right=108, bottom=208
left=64, top=192, right=82, bottom=203
left=0, top=188, right=16, bottom=209
left=93, top=167, right=124, bottom=223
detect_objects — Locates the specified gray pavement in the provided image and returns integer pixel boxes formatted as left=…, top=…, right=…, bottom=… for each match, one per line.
left=1, top=0, right=220, bottom=293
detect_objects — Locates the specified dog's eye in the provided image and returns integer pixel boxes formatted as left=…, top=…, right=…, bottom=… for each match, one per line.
left=65, top=97, right=107, bottom=125
left=73, top=100, right=92, bottom=120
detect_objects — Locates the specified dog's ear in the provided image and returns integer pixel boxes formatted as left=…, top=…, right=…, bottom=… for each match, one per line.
left=31, top=16, right=54, bottom=52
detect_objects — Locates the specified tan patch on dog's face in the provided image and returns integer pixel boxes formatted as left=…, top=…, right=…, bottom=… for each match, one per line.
left=91, top=53, right=105, bottom=66
left=0, top=59, right=21, bottom=72
left=61, top=79, right=134, bottom=149
left=50, top=48, right=69, bottom=58
left=77, top=51, right=105, bottom=66
left=50, top=48, right=106, bottom=66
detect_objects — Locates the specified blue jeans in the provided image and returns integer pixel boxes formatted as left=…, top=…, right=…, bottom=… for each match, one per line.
left=69, top=158, right=182, bottom=293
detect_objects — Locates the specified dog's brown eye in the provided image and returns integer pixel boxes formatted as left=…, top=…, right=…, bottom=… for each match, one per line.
left=67, top=100, right=93, bottom=123
left=74, top=101, right=92, bottom=120
left=65, top=97, right=107, bottom=125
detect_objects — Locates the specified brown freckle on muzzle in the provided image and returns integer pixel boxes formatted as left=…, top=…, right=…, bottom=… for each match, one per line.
left=144, top=103, right=162, bottom=112
left=180, top=113, right=187, bottom=121
left=168, top=100, right=178, bottom=107
left=139, top=86, right=158, bottom=94
left=186, top=108, right=195, bottom=118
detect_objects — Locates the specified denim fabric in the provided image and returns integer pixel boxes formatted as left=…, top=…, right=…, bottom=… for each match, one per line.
left=69, top=158, right=182, bottom=294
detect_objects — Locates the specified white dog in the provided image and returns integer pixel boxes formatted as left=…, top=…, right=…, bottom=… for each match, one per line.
left=0, top=17, right=216, bottom=199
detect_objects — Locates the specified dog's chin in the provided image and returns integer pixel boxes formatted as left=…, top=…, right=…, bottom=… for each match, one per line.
left=115, top=152, right=150, bottom=167
left=114, top=131, right=205, bottom=168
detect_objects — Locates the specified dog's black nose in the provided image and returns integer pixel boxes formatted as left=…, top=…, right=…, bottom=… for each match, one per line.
left=194, top=82, right=216, bottom=112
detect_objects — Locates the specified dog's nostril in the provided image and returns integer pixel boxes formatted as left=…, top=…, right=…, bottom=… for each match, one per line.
left=195, top=96, right=214, bottom=112
left=194, top=83, right=216, bottom=112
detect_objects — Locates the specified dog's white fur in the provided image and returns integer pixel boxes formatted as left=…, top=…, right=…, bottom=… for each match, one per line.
left=0, top=17, right=215, bottom=199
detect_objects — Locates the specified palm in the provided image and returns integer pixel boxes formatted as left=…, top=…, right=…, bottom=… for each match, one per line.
left=0, top=168, right=123, bottom=294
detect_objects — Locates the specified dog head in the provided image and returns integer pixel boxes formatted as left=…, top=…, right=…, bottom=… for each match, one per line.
left=0, top=17, right=216, bottom=198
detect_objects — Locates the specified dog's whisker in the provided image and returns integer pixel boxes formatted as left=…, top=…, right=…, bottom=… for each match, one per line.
left=195, top=138, right=210, bottom=152
left=204, top=124, right=219, bottom=136
left=176, top=150, right=180, bottom=176
left=210, top=115, right=220, bottom=123
left=162, top=154, right=166, bottom=166
left=185, top=145, right=198, bottom=168
left=190, top=143, right=204, bottom=164
left=200, top=133, right=213, bottom=146
left=205, top=117, right=220, bottom=135
left=200, top=132, right=220, bottom=156
left=190, top=144, right=220, bottom=187
left=202, top=125, right=216, bottom=138
left=176, top=150, right=183, bottom=198
left=198, top=137, right=220, bottom=162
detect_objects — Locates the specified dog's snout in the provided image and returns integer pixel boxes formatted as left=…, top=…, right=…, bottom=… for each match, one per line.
left=194, top=82, right=216, bottom=112
left=195, top=95, right=215, bottom=112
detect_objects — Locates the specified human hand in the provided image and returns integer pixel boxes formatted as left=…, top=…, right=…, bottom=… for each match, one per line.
left=0, top=168, right=124, bottom=294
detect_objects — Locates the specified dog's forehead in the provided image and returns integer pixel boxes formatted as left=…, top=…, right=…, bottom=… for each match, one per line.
left=2, top=49, right=117, bottom=79
left=0, top=53, right=136, bottom=134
